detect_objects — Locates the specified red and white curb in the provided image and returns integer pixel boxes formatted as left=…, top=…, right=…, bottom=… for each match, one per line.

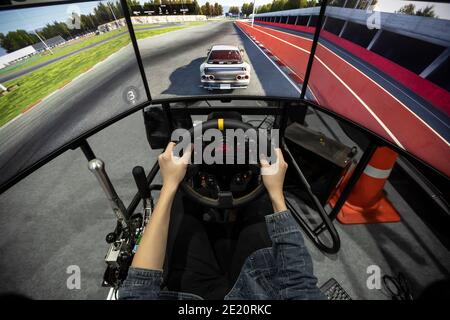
left=248, top=32, right=318, bottom=102
left=249, top=35, right=304, bottom=88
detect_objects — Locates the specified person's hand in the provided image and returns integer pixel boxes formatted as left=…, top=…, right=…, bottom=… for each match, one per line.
left=158, top=142, right=191, bottom=193
left=260, top=148, right=288, bottom=212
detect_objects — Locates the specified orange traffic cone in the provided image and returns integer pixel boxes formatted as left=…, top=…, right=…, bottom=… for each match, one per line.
left=329, top=147, right=401, bottom=224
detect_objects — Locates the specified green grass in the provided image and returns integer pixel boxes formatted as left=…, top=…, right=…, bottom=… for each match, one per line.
left=184, top=21, right=211, bottom=27
left=0, top=24, right=208, bottom=127
left=0, top=34, right=130, bottom=127
left=134, top=21, right=210, bottom=39
left=135, top=25, right=186, bottom=39
left=0, top=21, right=210, bottom=78
left=133, top=23, right=163, bottom=29
left=0, top=27, right=129, bottom=78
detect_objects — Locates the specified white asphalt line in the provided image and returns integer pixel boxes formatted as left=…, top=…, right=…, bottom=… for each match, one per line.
left=41, top=89, right=59, bottom=102
left=250, top=24, right=311, bottom=55
left=244, top=23, right=405, bottom=149
left=235, top=23, right=302, bottom=96
left=308, top=86, right=319, bottom=103
left=239, top=24, right=324, bottom=114
left=321, top=36, right=450, bottom=130
left=253, top=23, right=450, bottom=146
left=315, top=54, right=404, bottom=148
left=0, top=113, right=22, bottom=131
left=136, top=21, right=224, bottom=46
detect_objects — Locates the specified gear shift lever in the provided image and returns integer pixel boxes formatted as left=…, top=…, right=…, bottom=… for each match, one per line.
left=88, top=159, right=128, bottom=228
left=132, top=166, right=151, bottom=200
left=132, top=166, right=153, bottom=224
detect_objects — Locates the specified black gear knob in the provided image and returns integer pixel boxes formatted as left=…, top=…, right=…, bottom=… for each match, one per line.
left=105, top=232, right=116, bottom=244
left=132, top=166, right=151, bottom=200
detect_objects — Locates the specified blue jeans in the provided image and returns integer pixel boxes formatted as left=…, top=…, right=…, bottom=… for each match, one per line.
left=120, top=194, right=324, bottom=300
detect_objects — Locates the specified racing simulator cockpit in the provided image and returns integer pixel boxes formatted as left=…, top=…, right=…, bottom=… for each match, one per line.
left=0, top=0, right=449, bottom=302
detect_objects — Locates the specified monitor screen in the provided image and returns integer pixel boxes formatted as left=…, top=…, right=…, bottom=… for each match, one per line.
left=306, top=0, right=450, bottom=177
left=128, top=1, right=309, bottom=100
left=0, top=0, right=148, bottom=189
left=253, top=0, right=450, bottom=178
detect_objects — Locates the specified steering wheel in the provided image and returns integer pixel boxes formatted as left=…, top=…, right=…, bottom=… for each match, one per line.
left=179, top=118, right=274, bottom=209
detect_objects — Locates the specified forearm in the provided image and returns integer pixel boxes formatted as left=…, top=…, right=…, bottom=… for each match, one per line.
left=131, top=184, right=177, bottom=270
left=268, top=191, right=287, bottom=213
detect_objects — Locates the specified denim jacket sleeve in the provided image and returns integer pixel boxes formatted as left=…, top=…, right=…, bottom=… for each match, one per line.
left=265, top=210, right=326, bottom=300
left=119, top=267, right=163, bottom=300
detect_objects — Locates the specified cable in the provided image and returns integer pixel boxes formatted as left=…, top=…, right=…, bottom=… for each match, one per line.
left=246, top=115, right=275, bottom=129
left=382, top=273, right=413, bottom=300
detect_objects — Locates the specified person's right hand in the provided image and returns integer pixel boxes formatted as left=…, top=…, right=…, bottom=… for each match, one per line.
left=158, top=142, right=191, bottom=193
left=260, top=148, right=288, bottom=212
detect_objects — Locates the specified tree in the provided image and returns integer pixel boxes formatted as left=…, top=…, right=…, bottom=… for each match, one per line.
left=397, top=4, right=415, bottom=15
left=397, top=4, right=437, bottom=18
left=80, top=14, right=97, bottom=31
left=270, top=0, right=287, bottom=12
left=202, top=1, right=211, bottom=16
left=213, top=3, right=223, bottom=16
left=126, top=0, right=141, bottom=6
left=40, top=21, right=72, bottom=39
left=192, top=0, right=201, bottom=14
left=284, top=0, right=307, bottom=10
left=257, top=4, right=271, bottom=13
left=241, top=3, right=254, bottom=16
left=0, top=30, right=39, bottom=53
left=228, top=6, right=240, bottom=15
left=306, top=0, right=318, bottom=7
left=241, top=3, right=248, bottom=15
left=94, top=2, right=114, bottom=24
left=416, top=5, right=437, bottom=18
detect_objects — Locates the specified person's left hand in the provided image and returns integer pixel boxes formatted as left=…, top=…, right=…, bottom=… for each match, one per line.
left=158, top=142, right=191, bottom=191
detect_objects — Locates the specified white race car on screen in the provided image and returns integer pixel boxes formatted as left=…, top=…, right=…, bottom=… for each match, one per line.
left=200, top=45, right=251, bottom=90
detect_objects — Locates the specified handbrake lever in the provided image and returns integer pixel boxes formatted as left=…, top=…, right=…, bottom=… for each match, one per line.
left=88, top=159, right=128, bottom=229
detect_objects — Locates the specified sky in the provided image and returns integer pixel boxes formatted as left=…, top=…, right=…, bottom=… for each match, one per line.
left=376, top=0, right=450, bottom=19
left=0, top=1, right=101, bottom=35
left=1, top=0, right=449, bottom=36
left=1, top=0, right=449, bottom=54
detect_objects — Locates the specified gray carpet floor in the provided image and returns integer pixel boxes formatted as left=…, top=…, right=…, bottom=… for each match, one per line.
left=0, top=108, right=448, bottom=299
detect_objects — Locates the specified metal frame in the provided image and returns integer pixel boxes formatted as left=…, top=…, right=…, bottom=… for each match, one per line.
left=282, top=138, right=341, bottom=253
left=120, top=0, right=152, bottom=101
left=1, top=1, right=448, bottom=237
left=75, top=96, right=448, bottom=255
left=300, top=0, right=328, bottom=100
left=313, top=141, right=377, bottom=235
